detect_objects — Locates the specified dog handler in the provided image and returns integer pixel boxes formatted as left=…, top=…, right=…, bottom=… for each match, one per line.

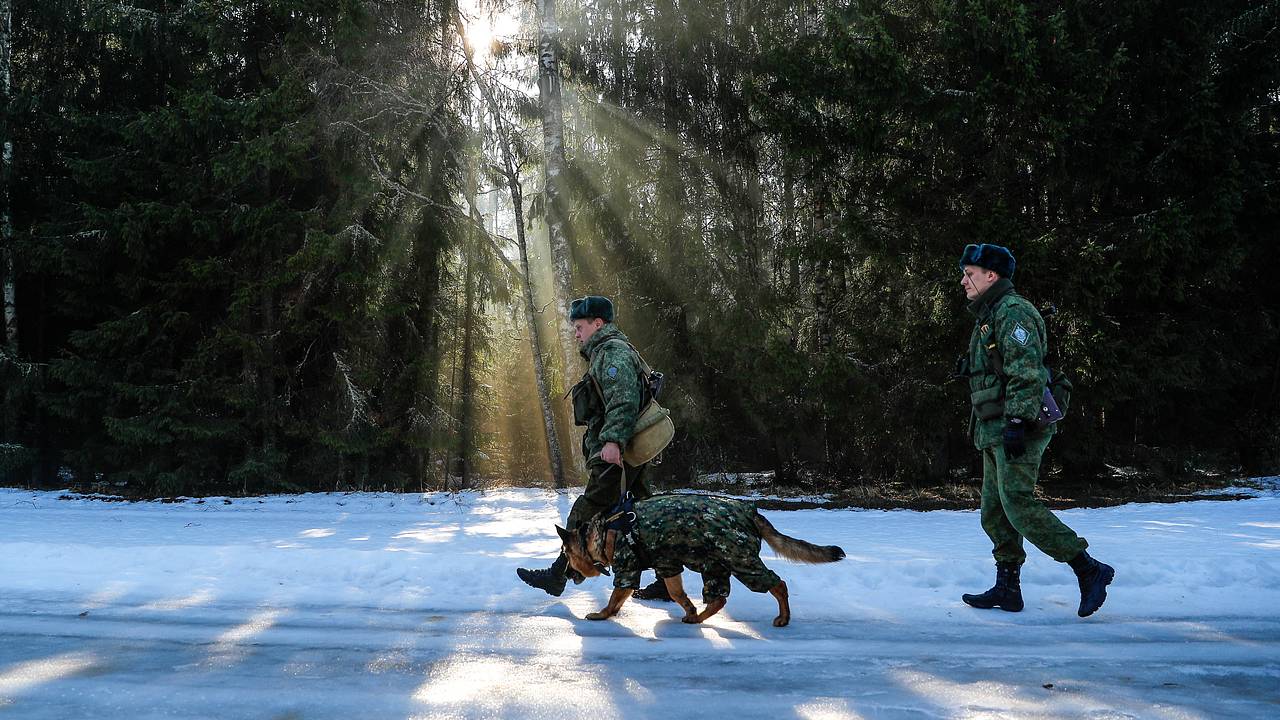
left=957, top=244, right=1115, bottom=617
left=517, top=296, right=669, bottom=599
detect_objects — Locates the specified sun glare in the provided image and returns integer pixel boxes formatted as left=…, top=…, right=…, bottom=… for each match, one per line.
left=460, top=2, right=521, bottom=61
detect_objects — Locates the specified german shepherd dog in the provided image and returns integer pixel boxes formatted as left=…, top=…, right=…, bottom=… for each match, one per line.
left=556, top=494, right=844, bottom=627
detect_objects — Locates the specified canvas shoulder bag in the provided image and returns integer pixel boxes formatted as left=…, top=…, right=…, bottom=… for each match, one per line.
left=590, top=339, right=675, bottom=465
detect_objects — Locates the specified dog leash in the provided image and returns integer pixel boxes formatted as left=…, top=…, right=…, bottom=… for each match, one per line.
left=603, top=462, right=637, bottom=533
left=580, top=460, right=635, bottom=562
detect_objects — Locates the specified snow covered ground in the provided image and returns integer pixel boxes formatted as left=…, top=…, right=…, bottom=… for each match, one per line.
left=2, top=482, right=1279, bottom=719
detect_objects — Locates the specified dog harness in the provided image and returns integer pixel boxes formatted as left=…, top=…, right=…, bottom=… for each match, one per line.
left=581, top=489, right=651, bottom=577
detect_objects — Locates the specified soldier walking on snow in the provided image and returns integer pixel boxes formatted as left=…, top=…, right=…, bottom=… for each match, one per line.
left=517, top=296, right=674, bottom=601
left=956, top=244, right=1116, bottom=617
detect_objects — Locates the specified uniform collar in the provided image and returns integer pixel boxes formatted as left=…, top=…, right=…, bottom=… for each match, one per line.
left=579, top=323, right=628, bottom=360
left=968, top=278, right=1015, bottom=319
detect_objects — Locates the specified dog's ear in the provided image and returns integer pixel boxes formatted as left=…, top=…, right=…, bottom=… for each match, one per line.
left=555, top=525, right=574, bottom=545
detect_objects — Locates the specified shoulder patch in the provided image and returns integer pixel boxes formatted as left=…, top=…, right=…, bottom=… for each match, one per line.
left=1012, top=323, right=1030, bottom=346
left=607, top=366, right=619, bottom=379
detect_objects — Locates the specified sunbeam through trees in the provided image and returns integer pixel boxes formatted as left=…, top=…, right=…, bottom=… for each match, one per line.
left=1, top=0, right=1277, bottom=495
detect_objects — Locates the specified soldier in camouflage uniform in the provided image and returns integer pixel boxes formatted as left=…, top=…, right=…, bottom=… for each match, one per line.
left=958, top=244, right=1115, bottom=618
left=517, top=295, right=664, bottom=597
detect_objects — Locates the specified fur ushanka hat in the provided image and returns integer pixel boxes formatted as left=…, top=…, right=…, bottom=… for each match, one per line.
left=569, top=295, right=615, bottom=323
left=959, top=243, right=1016, bottom=279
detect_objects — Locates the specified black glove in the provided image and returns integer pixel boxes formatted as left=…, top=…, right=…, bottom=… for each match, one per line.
left=1002, top=419, right=1027, bottom=459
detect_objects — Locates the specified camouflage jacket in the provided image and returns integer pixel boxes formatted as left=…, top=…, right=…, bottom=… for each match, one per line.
left=575, top=324, right=646, bottom=460
left=610, top=494, right=762, bottom=590
left=966, top=278, right=1053, bottom=449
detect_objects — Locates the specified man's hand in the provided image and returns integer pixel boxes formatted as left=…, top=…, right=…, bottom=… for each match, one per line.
left=1002, top=419, right=1027, bottom=459
left=601, top=441, right=623, bottom=466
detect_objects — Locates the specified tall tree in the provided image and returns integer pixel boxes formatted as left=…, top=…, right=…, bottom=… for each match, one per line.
left=536, top=0, right=580, bottom=397
left=4, top=0, right=1275, bottom=495
left=457, top=14, right=568, bottom=485
left=8, top=0, right=475, bottom=493
left=0, top=0, right=13, bottom=352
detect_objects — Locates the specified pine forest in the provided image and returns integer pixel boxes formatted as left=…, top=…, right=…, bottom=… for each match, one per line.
left=1, top=0, right=1277, bottom=497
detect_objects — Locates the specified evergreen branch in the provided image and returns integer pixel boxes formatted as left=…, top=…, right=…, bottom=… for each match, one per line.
left=0, top=345, right=44, bottom=376
left=362, top=145, right=456, bottom=213
left=332, top=351, right=370, bottom=430
left=460, top=196, right=521, bottom=279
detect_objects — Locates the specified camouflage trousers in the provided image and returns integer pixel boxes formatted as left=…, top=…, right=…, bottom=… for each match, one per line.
left=565, top=457, right=650, bottom=531
left=980, top=431, right=1088, bottom=565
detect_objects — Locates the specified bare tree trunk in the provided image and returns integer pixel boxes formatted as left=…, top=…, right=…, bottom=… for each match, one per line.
left=503, top=171, right=569, bottom=486
left=455, top=16, right=567, bottom=487
left=456, top=230, right=477, bottom=489
left=812, top=183, right=833, bottom=354
left=736, top=155, right=764, bottom=290
left=453, top=85, right=485, bottom=490
left=1, top=0, right=15, bottom=353
left=258, top=130, right=277, bottom=480
left=810, top=179, right=834, bottom=467
left=0, top=0, right=14, bottom=489
left=536, top=0, right=578, bottom=392
left=781, top=160, right=800, bottom=347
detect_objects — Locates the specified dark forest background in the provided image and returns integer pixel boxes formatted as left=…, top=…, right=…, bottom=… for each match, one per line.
left=1, top=0, right=1277, bottom=497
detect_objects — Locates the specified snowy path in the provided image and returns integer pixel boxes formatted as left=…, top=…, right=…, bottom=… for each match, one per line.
left=2, top=486, right=1279, bottom=718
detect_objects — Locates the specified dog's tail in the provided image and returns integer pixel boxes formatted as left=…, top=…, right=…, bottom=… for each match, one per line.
left=754, top=512, right=845, bottom=564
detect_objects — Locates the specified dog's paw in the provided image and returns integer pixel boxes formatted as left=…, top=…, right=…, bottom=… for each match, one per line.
left=772, top=615, right=790, bottom=627
left=681, top=615, right=703, bottom=624
left=585, top=611, right=610, bottom=621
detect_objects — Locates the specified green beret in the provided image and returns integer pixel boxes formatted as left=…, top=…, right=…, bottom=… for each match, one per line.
left=569, top=296, right=615, bottom=322
left=959, top=243, right=1016, bottom=279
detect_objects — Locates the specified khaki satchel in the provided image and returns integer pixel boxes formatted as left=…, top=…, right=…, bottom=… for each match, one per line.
left=589, top=340, right=675, bottom=466
left=623, top=397, right=675, bottom=465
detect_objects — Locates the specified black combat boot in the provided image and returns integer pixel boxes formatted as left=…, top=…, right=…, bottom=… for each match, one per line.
left=633, top=577, right=673, bottom=602
left=962, top=562, right=1024, bottom=612
left=1068, top=550, right=1115, bottom=618
left=517, top=553, right=570, bottom=597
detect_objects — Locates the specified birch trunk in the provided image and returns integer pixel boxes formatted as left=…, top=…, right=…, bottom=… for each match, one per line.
left=535, top=0, right=578, bottom=393
left=1, top=0, right=15, bottom=352
left=456, top=16, right=567, bottom=487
